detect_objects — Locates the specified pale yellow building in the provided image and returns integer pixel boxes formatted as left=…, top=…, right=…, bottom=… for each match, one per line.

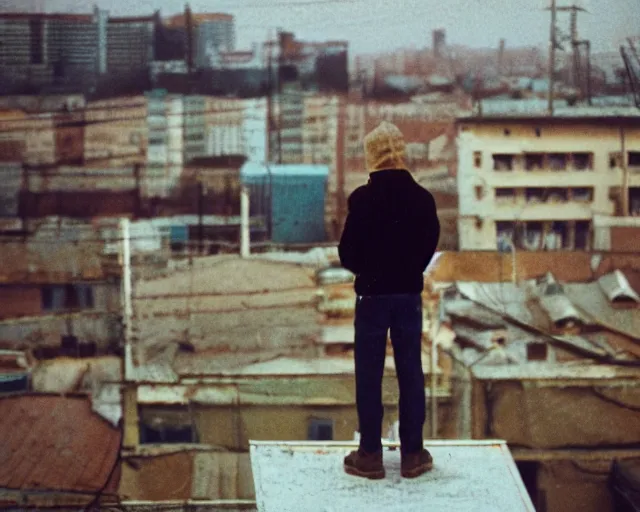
left=456, top=108, right=640, bottom=252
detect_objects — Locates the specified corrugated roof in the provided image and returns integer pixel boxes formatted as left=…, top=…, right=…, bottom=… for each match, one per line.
left=563, top=283, right=640, bottom=340
left=537, top=294, right=586, bottom=325
left=459, top=99, right=640, bottom=120
left=249, top=440, right=535, bottom=512
left=598, top=270, right=640, bottom=303
left=456, top=282, right=533, bottom=325
left=472, top=362, right=640, bottom=381
left=0, top=394, right=121, bottom=494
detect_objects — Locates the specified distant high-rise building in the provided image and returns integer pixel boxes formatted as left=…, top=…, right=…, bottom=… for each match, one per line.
left=164, top=12, right=235, bottom=69
left=433, top=28, right=446, bottom=59
left=0, top=10, right=156, bottom=92
left=106, top=15, right=155, bottom=73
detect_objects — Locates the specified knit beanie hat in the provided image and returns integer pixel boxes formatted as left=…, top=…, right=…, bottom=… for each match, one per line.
left=363, top=121, right=407, bottom=172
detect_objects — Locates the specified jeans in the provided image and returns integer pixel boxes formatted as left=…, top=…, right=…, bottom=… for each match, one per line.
left=354, top=293, right=426, bottom=455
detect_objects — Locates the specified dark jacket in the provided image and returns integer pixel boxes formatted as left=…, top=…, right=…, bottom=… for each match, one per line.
left=338, top=169, right=440, bottom=296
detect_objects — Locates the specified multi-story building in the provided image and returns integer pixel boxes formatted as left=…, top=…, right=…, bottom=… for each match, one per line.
left=456, top=106, right=640, bottom=252
left=183, top=95, right=207, bottom=162
left=164, top=12, right=235, bottom=69
left=302, top=95, right=339, bottom=166
left=145, top=89, right=184, bottom=197
left=106, top=15, right=155, bottom=74
left=45, top=14, right=99, bottom=78
left=205, top=97, right=245, bottom=157
left=0, top=10, right=155, bottom=92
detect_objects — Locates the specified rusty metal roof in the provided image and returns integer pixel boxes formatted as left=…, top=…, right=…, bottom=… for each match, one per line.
left=0, top=394, right=121, bottom=494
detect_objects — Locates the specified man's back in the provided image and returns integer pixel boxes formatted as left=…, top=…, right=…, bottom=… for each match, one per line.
left=339, top=168, right=440, bottom=295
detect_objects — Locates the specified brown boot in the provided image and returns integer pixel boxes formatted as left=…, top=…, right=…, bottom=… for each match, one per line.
left=344, top=448, right=385, bottom=479
left=401, top=448, right=433, bottom=478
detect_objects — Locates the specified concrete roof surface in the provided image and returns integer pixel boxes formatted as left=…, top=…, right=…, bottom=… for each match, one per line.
left=249, top=440, right=534, bottom=512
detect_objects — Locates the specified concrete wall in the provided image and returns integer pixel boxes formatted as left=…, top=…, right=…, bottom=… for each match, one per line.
left=457, top=121, right=640, bottom=250
left=469, top=376, right=640, bottom=512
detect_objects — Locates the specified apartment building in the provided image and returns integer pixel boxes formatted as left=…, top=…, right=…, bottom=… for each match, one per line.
left=145, top=90, right=184, bottom=197
left=456, top=107, right=640, bottom=251
left=0, top=10, right=155, bottom=92
left=106, top=16, right=155, bottom=73
left=302, top=95, right=339, bottom=166
left=164, top=12, right=235, bottom=69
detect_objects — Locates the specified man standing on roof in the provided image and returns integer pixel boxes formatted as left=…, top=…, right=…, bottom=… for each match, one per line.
left=339, top=121, right=440, bottom=480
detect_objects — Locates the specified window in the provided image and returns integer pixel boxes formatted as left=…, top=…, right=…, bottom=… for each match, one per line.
left=548, top=153, right=567, bottom=171
left=574, top=221, right=591, bottom=250
left=546, top=221, right=570, bottom=250
left=473, top=151, right=482, bottom=168
left=629, top=152, right=640, bottom=167
left=525, top=188, right=545, bottom=203
left=527, top=342, right=548, bottom=361
left=493, top=154, right=514, bottom=171
left=522, top=222, right=543, bottom=251
left=41, top=284, right=94, bottom=311
left=571, top=188, right=593, bottom=202
left=308, top=418, right=334, bottom=441
left=139, top=406, right=199, bottom=444
left=475, top=185, right=483, bottom=200
left=0, top=374, right=29, bottom=393
left=547, top=188, right=568, bottom=203
left=495, top=188, right=516, bottom=201
left=572, top=152, right=592, bottom=170
left=41, top=285, right=66, bottom=311
left=524, top=153, right=544, bottom=171
left=496, top=221, right=515, bottom=251
left=630, top=188, right=640, bottom=216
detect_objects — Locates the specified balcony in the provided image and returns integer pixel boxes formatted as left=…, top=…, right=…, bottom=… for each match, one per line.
left=492, top=152, right=594, bottom=173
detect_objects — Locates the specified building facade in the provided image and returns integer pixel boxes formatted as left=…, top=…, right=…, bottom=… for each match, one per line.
left=0, top=10, right=155, bottom=92
left=106, top=16, right=155, bottom=74
left=145, top=90, right=184, bottom=197
left=163, top=12, right=235, bottom=69
left=456, top=110, right=640, bottom=251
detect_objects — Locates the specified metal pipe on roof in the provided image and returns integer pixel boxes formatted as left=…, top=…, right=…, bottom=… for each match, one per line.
left=240, top=185, right=250, bottom=257
left=120, top=217, right=134, bottom=381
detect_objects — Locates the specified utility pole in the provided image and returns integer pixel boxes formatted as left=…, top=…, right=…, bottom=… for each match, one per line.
left=555, top=4, right=587, bottom=95
left=497, top=39, right=505, bottom=76
left=197, top=177, right=204, bottom=255
left=133, top=163, right=141, bottom=218
left=120, top=218, right=134, bottom=382
left=185, top=3, right=194, bottom=74
left=277, top=29, right=284, bottom=164
left=621, top=126, right=629, bottom=217
left=548, top=0, right=557, bottom=115
left=240, top=186, right=250, bottom=257
left=266, top=37, right=273, bottom=163
left=336, top=95, right=347, bottom=233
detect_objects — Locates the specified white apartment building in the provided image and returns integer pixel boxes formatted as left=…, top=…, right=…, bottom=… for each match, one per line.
left=456, top=107, right=640, bottom=252
left=146, top=91, right=184, bottom=197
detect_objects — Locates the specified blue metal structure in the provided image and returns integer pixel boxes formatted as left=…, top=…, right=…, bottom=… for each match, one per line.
left=240, top=162, right=329, bottom=244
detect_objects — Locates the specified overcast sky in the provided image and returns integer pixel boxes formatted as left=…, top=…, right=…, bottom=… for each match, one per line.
left=2, top=0, right=638, bottom=55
